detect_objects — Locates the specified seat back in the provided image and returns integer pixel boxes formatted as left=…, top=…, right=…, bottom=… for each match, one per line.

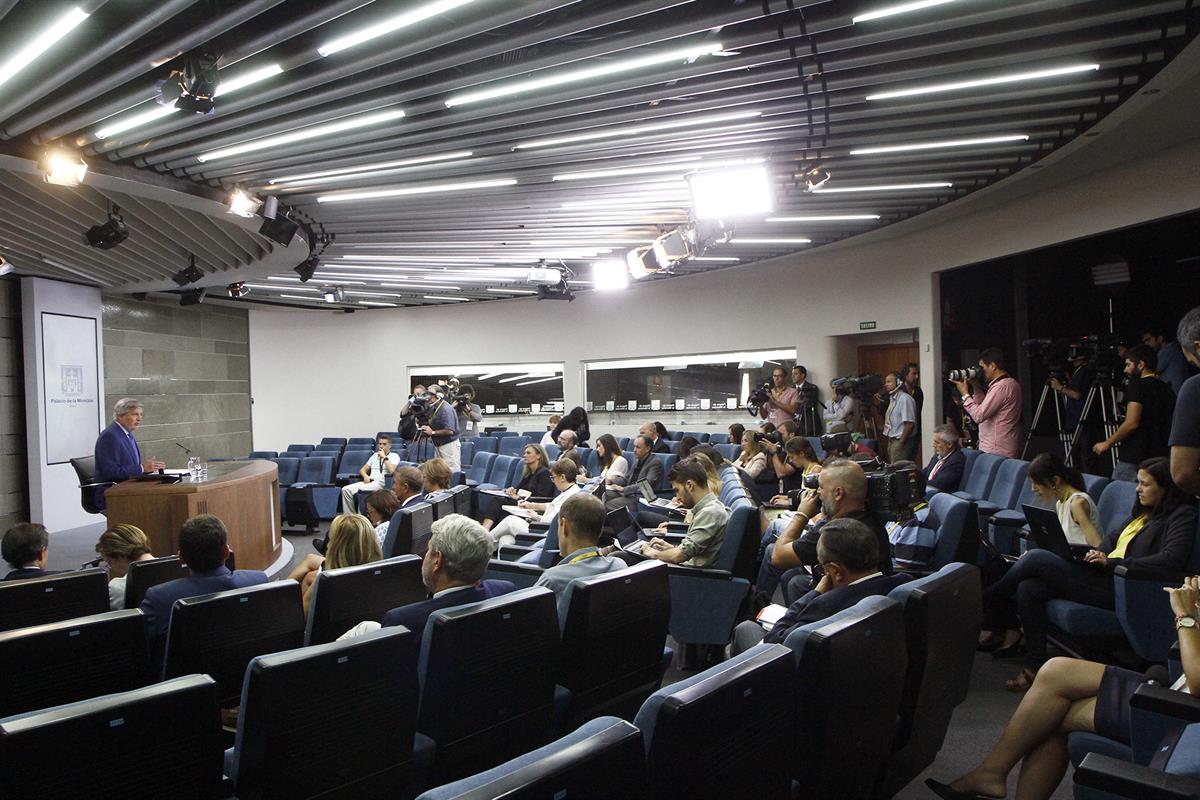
left=927, top=492, right=974, bottom=570
left=1098, top=480, right=1138, bottom=537
left=617, top=437, right=631, bottom=450
left=418, top=587, right=561, bottom=784
left=783, top=596, right=908, bottom=797
left=348, top=437, right=375, bottom=447
left=543, top=444, right=560, bottom=461
left=313, top=444, right=342, bottom=456
left=1082, top=473, right=1110, bottom=504
left=0, top=569, right=108, bottom=633
left=383, top=502, right=434, bottom=558
left=466, top=451, right=496, bottom=483
left=425, top=489, right=456, bottom=520
left=482, top=560, right=545, bottom=589
left=708, top=433, right=729, bottom=444
left=272, top=457, right=300, bottom=485
left=124, top=556, right=191, bottom=609
left=489, top=454, right=523, bottom=488
left=559, top=562, right=670, bottom=725
left=959, top=452, right=1004, bottom=498
left=413, top=717, right=646, bottom=800
left=661, top=440, right=680, bottom=454
left=956, top=448, right=982, bottom=490
left=986, top=459, right=1030, bottom=509
left=715, top=444, right=739, bottom=461
left=471, top=436, right=498, bottom=454
left=410, top=439, right=435, bottom=462
left=304, top=555, right=425, bottom=645
left=449, top=484, right=471, bottom=515
left=0, top=674, right=224, bottom=799
left=459, top=440, right=474, bottom=466
left=635, top=643, right=796, bottom=800
left=163, top=581, right=305, bottom=702
left=650, top=453, right=677, bottom=492
left=296, top=455, right=334, bottom=483
left=336, top=450, right=369, bottom=475
left=878, top=564, right=983, bottom=797
left=249, top=451, right=278, bottom=460
left=493, top=431, right=518, bottom=439
left=680, top=431, right=710, bottom=443
left=286, top=444, right=314, bottom=453
left=498, top=436, right=531, bottom=457
left=0, top=609, right=152, bottom=718
left=232, top=628, right=420, bottom=800
left=69, top=455, right=107, bottom=513
left=319, top=437, right=347, bottom=446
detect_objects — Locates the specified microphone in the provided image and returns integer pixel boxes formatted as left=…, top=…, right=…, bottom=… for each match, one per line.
left=176, top=442, right=193, bottom=455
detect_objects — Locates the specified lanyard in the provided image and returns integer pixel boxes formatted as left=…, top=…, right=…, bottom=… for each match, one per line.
left=566, top=549, right=602, bottom=565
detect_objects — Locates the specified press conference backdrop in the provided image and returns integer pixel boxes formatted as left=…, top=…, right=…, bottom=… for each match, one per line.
left=41, top=313, right=100, bottom=465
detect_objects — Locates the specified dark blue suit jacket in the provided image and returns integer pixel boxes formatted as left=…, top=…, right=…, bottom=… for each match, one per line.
left=765, top=573, right=912, bottom=644
left=923, top=448, right=966, bottom=493
left=2, top=567, right=64, bottom=581
left=140, top=566, right=268, bottom=673
left=381, top=579, right=516, bottom=640
left=94, top=421, right=144, bottom=509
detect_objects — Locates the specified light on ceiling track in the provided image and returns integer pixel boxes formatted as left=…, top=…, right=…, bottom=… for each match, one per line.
left=268, top=151, right=474, bottom=185
left=279, top=294, right=324, bottom=301
left=688, top=164, right=773, bottom=220
left=692, top=256, right=740, bottom=262
left=727, top=238, right=812, bottom=245
left=197, top=108, right=405, bottom=162
left=592, top=259, right=629, bottom=292
left=0, top=6, right=89, bottom=90
left=866, top=63, right=1100, bottom=101
left=226, top=282, right=249, bottom=298
left=514, top=110, right=762, bottom=150
left=424, top=295, right=469, bottom=302
left=553, top=156, right=761, bottom=182
left=172, top=254, right=204, bottom=286
left=294, top=254, right=319, bottom=282
left=850, top=134, right=1029, bottom=155
left=358, top=300, right=399, bottom=307
left=39, top=148, right=87, bottom=186
left=244, top=284, right=316, bottom=292
left=766, top=215, right=880, bottom=222
left=316, top=177, right=516, bottom=203
left=318, top=0, right=478, bottom=57
left=226, top=189, right=261, bottom=218
left=515, top=375, right=563, bottom=387
left=812, top=182, right=953, bottom=193
left=322, top=286, right=346, bottom=303
left=853, top=0, right=960, bottom=24
left=444, top=41, right=726, bottom=108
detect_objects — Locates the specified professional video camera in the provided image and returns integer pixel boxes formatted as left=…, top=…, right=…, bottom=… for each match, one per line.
left=450, top=391, right=472, bottom=408
left=795, top=454, right=919, bottom=521
left=946, top=366, right=980, bottom=382
left=820, top=431, right=853, bottom=457
left=1068, top=334, right=1125, bottom=384
left=398, top=393, right=432, bottom=440
left=746, top=381, right=772, bottom=417
left=830, top=373, right=883, bottom=401
left=751, top=430, right=782, bottom=446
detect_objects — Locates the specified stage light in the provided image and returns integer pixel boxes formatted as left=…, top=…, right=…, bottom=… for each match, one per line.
left=179, top=288, right=205, bottom=306
left=315, top=177, right=516, bottom=203
left=850, top=134, right=1028, bottom=155
left=688, top=164, right=773, bottom=220
left=625, top=246, right=661, bottom=279
left=592, top=260, right=628, bottom=291
left=853, top=0, right=959, bottom=24
left=800, top=166, right=831, bottom=192
left=197, top=108, right=405, bottom=162
left=0, top=6, right=89, bottom=90
left=0, top=256, right=12, bottom=277
left=83, top=206, right=128, bottom=249
left=156, top=52, right=220, bottom=115
left=258, top=215, right=299, bottom=246
left=322, top=286, right=345, bottom=303
left=226, top=282, right=248, bottom=298
left=294, top=254, right=319, bottom=282
left=866, top=64, right=1100, bottom=101
left=40, top=148, right=87, bottom=187
left=652, top=229, right=692, bottom=266
left=226, top=189, right=261, bottom=218
left=172, top=255, right=203, bottom=286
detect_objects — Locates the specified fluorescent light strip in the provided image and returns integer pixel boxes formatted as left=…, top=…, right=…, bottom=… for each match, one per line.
left=499, top=373, right=553, bottom=384
left=380, top=283, right=461, bottom=290
left=358, top=301, right=399, bottom=307
left=268, top=150, right=473, bottom=185
left=487, top=288, right=539, bottom=295
left=515, top=110, right=761, bottom=149
left=515, top=375, right=563, bottom=387
left=445, top=42, right=725, bottom=107
left=728, top=238, right=811, bottom=244
left=316, top=177, right=516, bottom=203
left=217, top=63, right=285, bottom=96
left=766, top=215, right=880, bottom=222
left=279, top=294, right=330, bottom=302
left=245, top=283, right=317, bottom=292
left=267, top=276, right=368, bottom=285
left=553, top=157, right=762, bottom=182
left=866, top=64, right=1100, bottom=101
left=197, top=108, right=405, bottom=162
left=853, top=0, right=959, bottom=24
left=850, top=134, right=1029, bottom=155
left=0, top=6, right=89, bottom=89
left=812, top=182, right=953, bottom=193
left=318, top=0, right=477, bottom=57
left=424, top=295, right=469, bottom=301
left=692, top=256, right=740, bottom=262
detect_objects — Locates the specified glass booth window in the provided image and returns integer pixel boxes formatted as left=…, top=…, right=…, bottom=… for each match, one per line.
left=584, top=349, right=797, bottom=412
left=408, top=363, right=565, bottom=414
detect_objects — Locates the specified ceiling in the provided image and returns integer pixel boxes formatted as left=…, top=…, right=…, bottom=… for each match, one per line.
left=0, top=0, right=1196, bottom=310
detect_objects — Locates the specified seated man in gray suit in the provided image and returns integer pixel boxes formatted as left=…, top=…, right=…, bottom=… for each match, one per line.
left=605, top=435, right=662, bottom=514
left=140, top=514, right=268, bottom=673
left=535, top=493, right=626, bottom=625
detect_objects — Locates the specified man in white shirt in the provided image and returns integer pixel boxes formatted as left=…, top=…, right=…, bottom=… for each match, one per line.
left=489, top=459, right=581, bottom=550
left=881, top=373, right=917, bottom=463
left=340, top=435, right=401, bottom=514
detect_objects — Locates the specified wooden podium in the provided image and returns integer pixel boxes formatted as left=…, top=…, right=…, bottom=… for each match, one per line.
left=104, top=460, right=281, bottom=571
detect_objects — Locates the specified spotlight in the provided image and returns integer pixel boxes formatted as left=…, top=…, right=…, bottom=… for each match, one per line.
left=801, top=166, right=832, bottom=192
left=39, top=148, right=87, bottom=187
left=625, top=246, right=663, bottom=279
left=172, top=254, right=203, bottom=286
left=156, top=52, right=220, bottom=115
left=226, top=282, right=248, bottom=298
left=226, top=189, right=261, bottom=218
left=592, top=259, right=628, bottom=291
left=0, top=256, right=12, bottom=277
left=83, top=205, right=128, bottom=249
left=179, top=288, right=205, bottom=306
left=322, top=286, right=345, bottom=303
left=294, top=254, right=319, bottom=282
left=688, top=164, right=773, bottom=219
left=258, top=212, right=299, bottom=246
left=652, top=229, right=692, bottom=268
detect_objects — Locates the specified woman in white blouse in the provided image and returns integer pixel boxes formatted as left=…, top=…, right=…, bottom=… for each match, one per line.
left=734, top=430, right=769, bottom=479
left=96, top=524, right=157, bottom=610
left=595, top=434, right=629, bottom=485
left=1028, top=452, right=1102, bottom=547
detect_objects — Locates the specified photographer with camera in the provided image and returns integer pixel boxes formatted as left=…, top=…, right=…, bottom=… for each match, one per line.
left=453, top=384, right=482, bottom=439
left=758, top=367, right=800, bottom=427
left=1048, top=349, right=1097, bottom=467
left=822, top=380, right=854, bottom=433
left=757, top=420, right=801, bottom=492
left=417, top=385, right=462, bottom=470
left=952, top=347, right=1021, bottom=458
left=880, top=372, right=917, bottom=463
left=1093, top=344, right=1175, bottom=482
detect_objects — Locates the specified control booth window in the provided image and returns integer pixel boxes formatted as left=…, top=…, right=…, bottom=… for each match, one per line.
left=584, top=349, right=797, bottom=412
left=408, top=363, right=565, bottom=415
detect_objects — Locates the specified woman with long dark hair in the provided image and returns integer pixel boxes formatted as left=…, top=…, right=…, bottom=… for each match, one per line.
left=551, top=406, right=590, bottom=447
left=595, top=434, right=629, bottom=484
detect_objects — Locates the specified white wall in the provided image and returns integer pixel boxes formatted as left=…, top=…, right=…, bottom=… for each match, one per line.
left=249, top=134, right=1200, bottom=452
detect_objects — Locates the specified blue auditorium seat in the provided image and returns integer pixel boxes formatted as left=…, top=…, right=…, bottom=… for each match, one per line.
left=952, top=452, right=1005, bottom=502
left=618, top=437, right=631, bottom=450
left=472, top=436, right=498, bottom=454
left=286, top=443, right=314, bottom=453
left=543, top=443, right=560, bottom=461
left=383, top=502, right=434, bottom=558
left=313, top=443, right=343, bottom=457
left=666, top=497, right=754, bottom=647
left=492, top=431, right=519, bottom=439
left=971, top=458, right=1030, bottom=520
left=249, top=450, right=277, bottom=459
left=409, top=439, right=435, bottom=462
left=272, top=456, right=300, bottom=514
left=707, top=433, right=729, bottom=444
left=284, top=455, right=337, bottom=528
left=1083, top=473, right=1112, bottom=504
left=348, top=437, right=375, bottom=447
left=463, top=452, right=495, bottom=488
left=498, top=436, right=531, bottom=457
left=661, top=440, right=680, bottom=454
left=304, top=555, right=425, bottom=646
left=678, top=431, right=710, bottom=443
left=0, top=569, right=108, bottom=633
left=925, top=492, right=974, bottom=571
left=335, top=449, right=372, bottom=483
left=635, top=643, right=796, bottom=800
left=714, top=443, right=739, bottom=462
left=956, top=447, right=983, bottom=491
left=650, top=453, right=677, bottom=496
left=806, top=436, right=826, bottom=460
left=319, top=437, right=347, bottom=446
left=987, top=476, right=1047, bottom=556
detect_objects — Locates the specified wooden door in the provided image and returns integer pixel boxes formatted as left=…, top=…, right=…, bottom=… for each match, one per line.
left=857, top=344, right=918, bottom=377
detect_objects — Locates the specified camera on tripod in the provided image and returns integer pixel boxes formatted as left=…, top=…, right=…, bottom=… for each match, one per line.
left=946, top=366, right=980, bottom=382
left=830, top=373, right=883, bottom=401
left=746, top=382, right=773, bottom=417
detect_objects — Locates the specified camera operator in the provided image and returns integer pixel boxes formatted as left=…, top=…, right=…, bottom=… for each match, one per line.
left=759, top=367, right=800, bottom=428
left=952, top=347, right=1021, bottom=458
left=880, top=372, right=917, bottom=464
left=1049, top=350, right=1097, bottom=469
left=758, top=420, right=802, bottom=492
left=453, top=384, right=482, bottom=439
left=1093, top=344, right=1175, bottom=482
left=418, top=385, right=462, bottom=470
left=822, top=380, right=854, bottom=433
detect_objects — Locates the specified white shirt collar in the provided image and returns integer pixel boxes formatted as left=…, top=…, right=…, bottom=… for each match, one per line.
left=848, top=571, right=884, bottom=586
left=432, top=583, right=477, bottom=599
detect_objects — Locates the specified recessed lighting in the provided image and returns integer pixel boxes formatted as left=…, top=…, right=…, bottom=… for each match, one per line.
left=853, top=0, right=959, bottom=24
left=0, top=6, right=89, bottom=90
left=444, top=42, right=725, bottom=107
left=318, top=0, right=479, bottom=57
left=514, top=110, right=761, bottom=149
left=849, top=134, right=1029, bottom=155
left=766, top=215, right=880, bottom=222
left=197, top=108, right=405, bottom=162
left=316, top=177, right=516, bottom=203
left=811, top=182, right=953, bottom=193
left=267, top=150, right=474, bottom=185
left=727, top=238, right=812, bottom=244
left=866, top=64, right=1099, bottom=101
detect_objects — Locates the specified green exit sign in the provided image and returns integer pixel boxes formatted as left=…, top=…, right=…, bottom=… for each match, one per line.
left=859, top=321, right=877, bottom=330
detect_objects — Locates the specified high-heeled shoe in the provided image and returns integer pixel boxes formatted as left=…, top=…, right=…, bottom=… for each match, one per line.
left=976, top=632, right=1005, bottom=652
left=924, top=778, right=1004, bottom=800
left=991, top=636, right=1026, bottom=659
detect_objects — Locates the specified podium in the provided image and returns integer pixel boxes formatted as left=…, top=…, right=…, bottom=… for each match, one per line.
left=104, top=460, right=281, bottom=571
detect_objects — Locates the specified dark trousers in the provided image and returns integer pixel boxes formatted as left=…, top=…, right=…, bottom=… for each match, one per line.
left=754, top=545, right=810, bottom=602
left=984, top=549, right=1114, bottom=668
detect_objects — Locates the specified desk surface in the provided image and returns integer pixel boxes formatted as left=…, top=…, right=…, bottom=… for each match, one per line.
left=105, top=459, right=276, bottom=498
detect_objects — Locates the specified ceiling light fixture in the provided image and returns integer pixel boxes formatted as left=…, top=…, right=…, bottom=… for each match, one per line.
left=226, top=188, right=261, bottom=218
left=688, top=164, right=773, bottom=220
left=294, top=254, right=319, bottom=282
left=553, top=156, right=762, bottom=182
left=592, top=259, right=629, bottom=291
left=39, top=148, right=87, bottom=186
left=278, top=294, right=324, bottom=302
left=0, top=6, right=89, bottom=90
left=514, top=110, right=761, bottom=149
left=318, top=0, right=478, bottom=57
left=515, top=375, right=563, bottom=387
left=424, top=295, right=469, bottom=302
left=866, top=64, right=1100, bottom=101
left=445, top=41, right=725, bottom=107
left=268, top=150, right=474, bottom=185
left=322, top=286, right=346, bottom=303
left=850, top=134, right=1029, bottom=155
left=853, top=0, right=960, bottom=24
left=197, top=108, right=405, bottom=162
left=83, top=205, right=128, bottom=249
left=179, top=288, right=205, bottom=306
left=812, top=182, right=953, bottom=193
left=358, top=301, right=400, bottom=307
left=766, top=215, right=880, bottom=222
left=226, top=282, right=249, bottom=298
left=316, top=177, right=517, bottom=203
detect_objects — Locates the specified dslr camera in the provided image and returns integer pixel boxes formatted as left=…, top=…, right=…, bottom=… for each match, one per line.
left=819, top=431, right=853, bottom=457
left=946, top=366, right=979, bottom=382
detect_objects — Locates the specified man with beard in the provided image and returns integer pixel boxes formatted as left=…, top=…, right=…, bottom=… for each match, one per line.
left=1093, top=344, right=1176, bottom=482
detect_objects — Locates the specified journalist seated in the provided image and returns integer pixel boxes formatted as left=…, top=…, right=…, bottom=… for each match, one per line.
left=95, top=523, right=156, bottom=609
left=1, top=523, right=62, bottom=582
left=289, top=514, right=382, bottom=615
left=140, top=514, right=268, bottom=672
left=481, top=444, right=554, bottom=531
left=489, top=459, right=581, bottom=550
left=534, top=494, right=627, bottom=624
left=823, top=381, right=854, bottom=433
left=732, top=518, right=911, bottom=654
left=732, top=430, right=769, bottom=479
left=605, top=436, right=662, bottom=514
left=757, top=438, right=823, bottom=563
left=922, top=424, right=966, bottom=493
left=638, top=422, right=671, bottom=454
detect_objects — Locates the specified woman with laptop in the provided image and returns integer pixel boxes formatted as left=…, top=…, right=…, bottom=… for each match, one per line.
left=1029, top=452, right=1103, bottom=547
left=981, top=457, right=1197, bottom=692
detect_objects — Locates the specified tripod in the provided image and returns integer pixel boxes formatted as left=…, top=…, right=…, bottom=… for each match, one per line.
left=1020, top=383, right=1074, bottom=461
left=1069, top=379, right=1121, bottom=471
left=797, top=400, right=824, bottom=436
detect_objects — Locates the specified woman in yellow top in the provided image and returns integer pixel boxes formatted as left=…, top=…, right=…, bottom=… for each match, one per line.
left=982, top=456, right=1196, bottom=692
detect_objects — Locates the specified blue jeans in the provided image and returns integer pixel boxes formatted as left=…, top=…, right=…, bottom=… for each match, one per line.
left=1113, top=461, right=1138, bottom=482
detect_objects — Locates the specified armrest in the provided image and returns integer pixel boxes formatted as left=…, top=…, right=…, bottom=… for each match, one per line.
left=1076, top=753, right=1200, bottom=799
left=514, top=532, right=545, bottom=546
left=528, top=522, right=549, bottom=534
left=526, top=496, right=553, bottom=504
left=496, top=544, right=537, bottom=562
left=1115, top=564, right=1192, bottom=584
left=1130, top=684, right=1200, bottom=723
left=667, top=565, right=733, bottom=580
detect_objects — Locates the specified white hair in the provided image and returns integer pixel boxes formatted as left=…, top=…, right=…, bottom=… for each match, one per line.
left=113, top=398, right=142, bottom=417
left=427, top=514, right=491, bottom=583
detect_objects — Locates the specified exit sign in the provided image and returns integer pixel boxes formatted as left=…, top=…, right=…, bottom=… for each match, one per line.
left=859, top=321, right=877, bottom=330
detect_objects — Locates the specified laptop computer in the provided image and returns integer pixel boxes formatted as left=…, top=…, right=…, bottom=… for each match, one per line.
left=637, top=480, right=674, bottom=508
left=1022, top=504, right=1081, bottom=561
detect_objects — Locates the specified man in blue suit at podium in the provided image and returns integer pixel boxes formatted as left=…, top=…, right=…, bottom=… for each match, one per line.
left=94, top=398, right=164, bottom=510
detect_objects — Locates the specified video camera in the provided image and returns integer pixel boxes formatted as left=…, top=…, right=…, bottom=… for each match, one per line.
left=1068, top=334, right=1124, bottom=384
left=820, top=431, right=853, bottom=457
left=746, top=381, right=772, bottom=417
left=830, top=373, right=883, bottom=401
left=793, top=454, right=920, bottom=522
left=752, top=430, right=782, bottom=446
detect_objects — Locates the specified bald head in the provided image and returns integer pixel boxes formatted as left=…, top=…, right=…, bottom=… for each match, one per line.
left=819, top=458, right=868, bottom=516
